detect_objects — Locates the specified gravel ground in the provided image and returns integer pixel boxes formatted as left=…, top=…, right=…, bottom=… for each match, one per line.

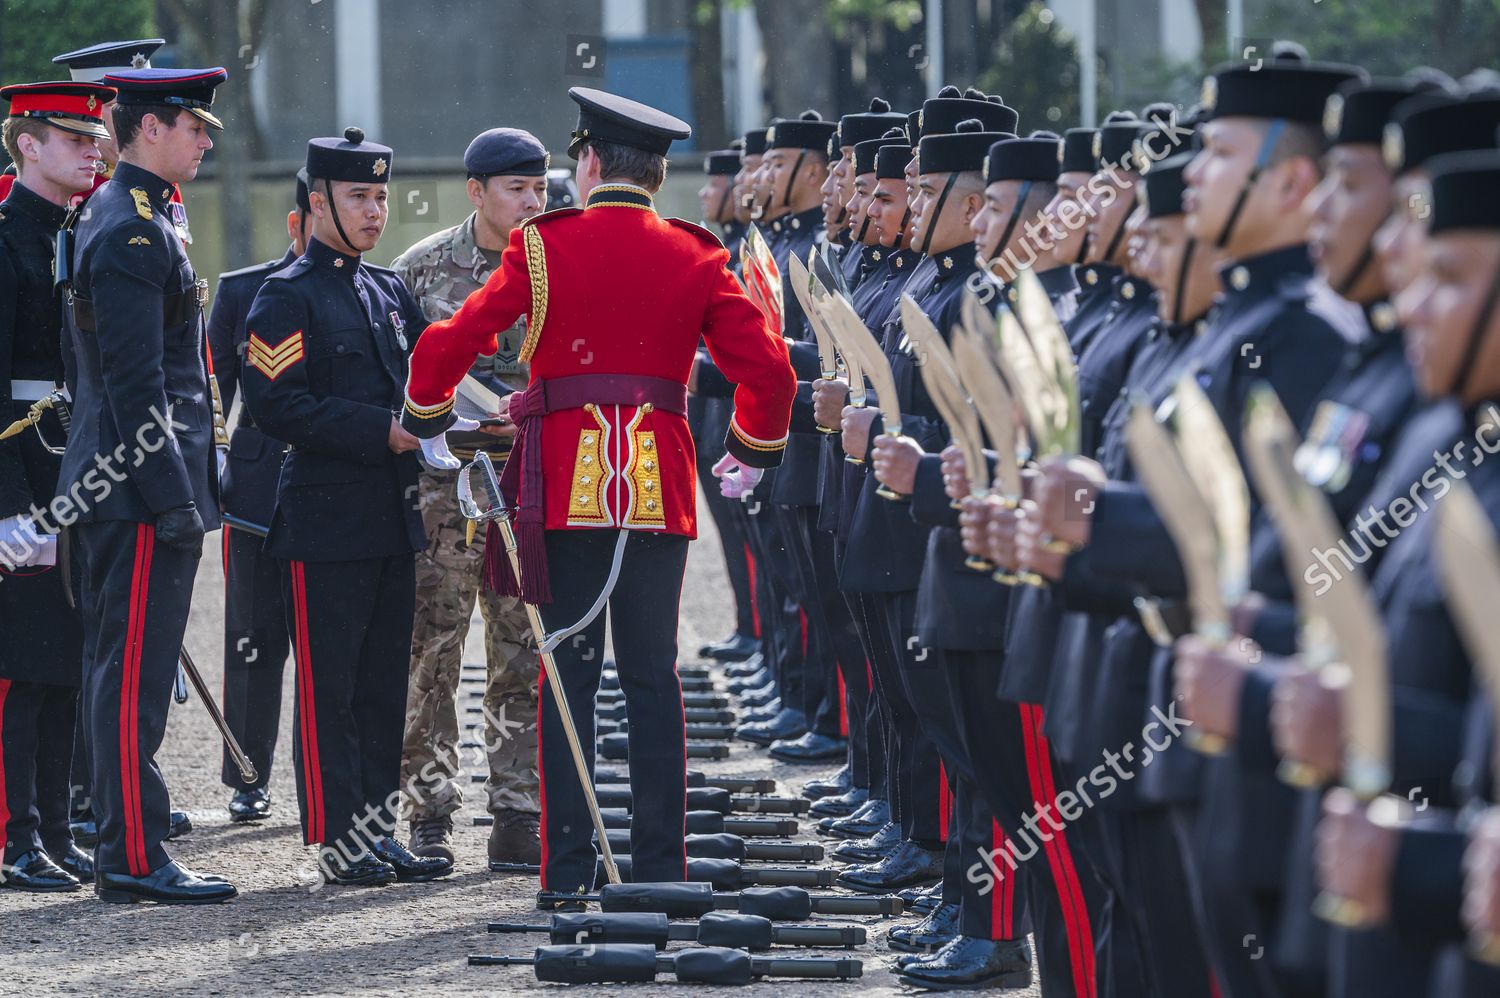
left=1, top=510, right=1042, bottom=997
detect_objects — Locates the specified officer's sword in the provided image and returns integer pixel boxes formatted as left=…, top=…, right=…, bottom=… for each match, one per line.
left=178, top=645, right=258, bottom=784
left=458, top=451, right=623, bottom=885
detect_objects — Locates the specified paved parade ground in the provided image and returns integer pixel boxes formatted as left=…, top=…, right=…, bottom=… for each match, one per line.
left=0, top=514, right=1040, bottom=997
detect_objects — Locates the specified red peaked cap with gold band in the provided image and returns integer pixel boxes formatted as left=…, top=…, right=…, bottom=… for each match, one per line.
left=402, top=91, right=794, bottom=602
left=1, top=81, right=117, bottom=139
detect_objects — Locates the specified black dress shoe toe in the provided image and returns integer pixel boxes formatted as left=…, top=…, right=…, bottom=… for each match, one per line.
left=769, top=732, right=847, bottom=763
left=889, top=901, right=961, bottom=953
left=726, top=668, right=772, bottom=695
left=823, top=798, right=892, bottom=839
left=735, top=708, right=808, bottom=746
left=228, top=787, right=272, bottom=823
left=835, top=840, right=945, bottom=893
left=69, top=818, right=98, bottom=848
left=737, top=685, right=779, bottom=709
left=723, top=652, right=766, bottom=678
left=700, top=633, right=760, bottom=662
left=320, top=850, right=397, bottom=887
left=831, top=821, right=902, bottom=863
left=801, top=765, right=854, bottom=800
left=47, top=843, right=94, bottom=883
left=166, top=810, right=193, bottom=840
left=809, top=786, right=870, bottom=819
left=1, top=850, right=81, bottom=892
left=740, top=698, right=782, bottom=724
left=96, top=861, right=237, bottom=903
left=896, top=936, right=1034, bottom=990
left=370, top=837, right=453, bottom=882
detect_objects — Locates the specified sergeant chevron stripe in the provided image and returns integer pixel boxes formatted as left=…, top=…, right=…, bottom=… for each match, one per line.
left=247, top=331, right=304, bottom=380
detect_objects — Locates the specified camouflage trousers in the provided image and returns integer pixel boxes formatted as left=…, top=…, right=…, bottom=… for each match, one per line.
left=401, top=465, right=541, bottom=820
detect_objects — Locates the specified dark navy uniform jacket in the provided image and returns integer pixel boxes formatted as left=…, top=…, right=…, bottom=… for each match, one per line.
left=241, top=237, right=427, bottom=562
left=208, top=247, right=297, bottom=532
left=768, top=207, right=827, bottom=508
left=58, top=161, right=219, bottom=528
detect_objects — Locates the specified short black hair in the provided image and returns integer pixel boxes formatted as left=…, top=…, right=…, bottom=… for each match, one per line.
left=584, top=138, right=668, bottom=192
left=112, top=102, right=182, bottom=150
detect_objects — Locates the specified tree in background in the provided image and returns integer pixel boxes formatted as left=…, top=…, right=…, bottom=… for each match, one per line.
left=980, top=3, right=1085, bottom=129
left=1245, top=0, right=1500, bottom=77
left=0, top=0, right=155, bottom=85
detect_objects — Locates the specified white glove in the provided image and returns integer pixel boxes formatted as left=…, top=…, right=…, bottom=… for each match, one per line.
left=418, top=416, right=481, bottom=471
left=0, top=514, right=50, bottom=569
left=216, top=447, right=228, bottom=482
left=712, top=453, right=764, bottom=500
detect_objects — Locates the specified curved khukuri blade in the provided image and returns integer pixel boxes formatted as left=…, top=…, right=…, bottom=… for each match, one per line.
left=1172, top=375, right=1250, bottom=610
left=804, top=265, right=867, bottom=407
left=817, top=241, right=852, bottom=298
left=898, top=295, right=986, bottom=496
left=950, top=312, right=1023, bottom=498
left=1433, top=480, right=1500, bottom=789
left=824, top=292, right=901, bottom=437
left=788, top=253, right=838, bottom=379
left=1125, top=398, right=1229, bottom=642
left=988, top=300, right=1064, bottom=457
left=1244, top=383, right=1390, bottom=798
left=741, top=224, right=784, bottom=333
left=1009, top=269, right=1080, bottom=454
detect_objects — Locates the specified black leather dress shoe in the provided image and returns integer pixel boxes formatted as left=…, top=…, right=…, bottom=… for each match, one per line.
left=228, top=787, right=272, bottom=823
left=167, top=810, right=192, bottom=839
left=723, top=652, right=766, bottom=678
left=896, top=935, right=1034, bottom=990
left=320, top=850, right=397, bottom=887
left=822, top=797, right=891, bottom=839
left=726, top=668, right=772, bottom=695
left=370, top=837, right=453, bottom=882
left=699, top=633, right=759, bottom=662
left=830, top=820, right=901, bottom=863
left=802, top=765, right=853, bottom=800
left=69, top=817, right=97, bottom=848
left=889, top=901, right=961, bottom=954
left=47, top=842, right=94, bottom=882
left=809, top=785, right=869, bottom=819
left=740, top=698, right=782, bottom=724
left=769, top=731, right=847, bottom=763
left=735, top=707, right=808, bottom=746
left=0, top=850, right=81, bottom=892
left=96, top=861, right=237, bottom=903
left=836, top=839, right=945, bottom=893
left=737, top=684, right=779, bottom=709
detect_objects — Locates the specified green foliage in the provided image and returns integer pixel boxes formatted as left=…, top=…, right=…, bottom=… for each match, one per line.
left=980, top=3, right=1085, bottom=130
left=1240, top=0, right=1500, bottom=77
left=0, top=0, right=156, bottom=84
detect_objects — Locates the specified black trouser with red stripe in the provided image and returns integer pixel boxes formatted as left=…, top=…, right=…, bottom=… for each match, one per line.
left=946, top=651, right=1103, bottom=998
left=537, top=529, right=689, bottom=893
left=283, top=555, right=413, bottom=851
left=807, top=525, right=861, bottom=740
left=864, top=591, right=944, bottom=844
left=222, top=525, right=290, bottom=792
left=77, top=521, right=198, bottom=877
left=0, top=679, right=78, bottom=865
left=952, top=779, right=1029, bottom=940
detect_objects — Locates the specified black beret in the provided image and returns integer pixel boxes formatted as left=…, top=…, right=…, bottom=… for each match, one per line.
left=985, top=135, right=1062, bottom=183
left=919, top=95, right=1020, bottom=139
left=1200, top=47, right=1365, bottom=125
left=464, top=127, right=549, bottom=177
left=1386, top=93, right=1500, bottom=174
left=1324, top=78, right=1444, bottom=148
left=1427, top=149, right=1500, bottom=233
left=1142, top=151, right=1193, bottom=218
left=306, top=126, right=394, bottom=183
left=703, top=149, right=740, bottom=175
left=1061, top=128, right=1099, bottom=173
left=767, top=110, right=837, bottom=151
left=1130, top=109, right=1191, bottom=173
left=875, top=141, right=914, bottom=180
left=1097, top=114, right=1142, bottom=168
left=567, top=86, right=690, bottom=158
left=919, top=119, right=1010, bottom=174
left=839, top=98, right=909, bottom=149
left=103, top=66, right=228, bottom=129
left=742, top=128, right=768, bottom=156
left=295, top=167, right=311, bottom=214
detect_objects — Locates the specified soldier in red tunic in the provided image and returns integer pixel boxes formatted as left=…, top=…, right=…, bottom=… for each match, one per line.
left=402, top=87, right=795, bottom=900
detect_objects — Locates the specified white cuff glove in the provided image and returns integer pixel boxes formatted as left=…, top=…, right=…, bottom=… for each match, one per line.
left=0, top=514, right=51, bottom=568
left=712, top=453, right=764, bottom=500
left=418, top=416, right=481, bottom=471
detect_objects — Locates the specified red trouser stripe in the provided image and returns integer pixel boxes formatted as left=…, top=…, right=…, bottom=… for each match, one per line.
left=992, top=819, right=1018, bottom=939
left=0, top=679, right=12, bottom=846
left=290, top=562, right=325, bottom=844
left=836, top=665, right=848, bottom=737
left=1020, top=703, right=1096, bottom=998
left=938, top=761, right=950, bottom=841
left=744, top=543, right=760, bottom=638
left=120, top=523, right=154, bottom=875
left=536, top=664, right=550, bottom=888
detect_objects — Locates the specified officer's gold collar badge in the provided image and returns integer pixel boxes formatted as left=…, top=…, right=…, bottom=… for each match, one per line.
left=130, top=188, right=153, bottom=220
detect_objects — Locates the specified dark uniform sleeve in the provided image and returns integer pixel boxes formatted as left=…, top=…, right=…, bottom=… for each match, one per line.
left=0, top=249, right=33, bottom=518
left=1071, top=481, right=1188, bottom=597
left=207, top=275, right=243, bottom=413
left=1235, top=665, right=1283, bottom=771
left=241, top=279, right=392, bottom=464
left=910, top=454, right=960, bottom=528
left=90, top=218, right=195, bottom=514
left=1389, top=823, right=1467, bottom=947
left=394, top=278, right=430, bottom=359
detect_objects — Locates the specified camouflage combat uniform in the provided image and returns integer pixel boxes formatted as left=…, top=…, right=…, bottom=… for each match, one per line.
left=393, top=212, right=540, bottom=820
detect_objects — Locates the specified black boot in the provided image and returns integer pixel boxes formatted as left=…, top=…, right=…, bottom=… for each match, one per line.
left=228, top=787, right=272, bottom=823
left=895, top=936, right=1034, bottom=991
left=369, top=837, right=453, bottom=882
left=835, top=839, right=945, bottom=893
left=889, top=901, right=960, bottom=954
